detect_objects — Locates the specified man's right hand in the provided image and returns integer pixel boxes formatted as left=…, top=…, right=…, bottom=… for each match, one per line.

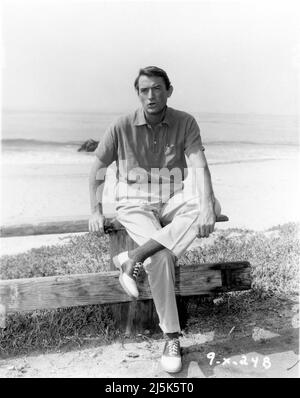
left=89, top=212, right=105, bottom=234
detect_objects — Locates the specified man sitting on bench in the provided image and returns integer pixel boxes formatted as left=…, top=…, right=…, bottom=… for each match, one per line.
left=89, top=66, right=221, bottom=374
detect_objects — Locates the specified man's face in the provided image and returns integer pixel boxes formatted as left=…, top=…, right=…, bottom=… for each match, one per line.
left=137, top=75, right=173, bottom=115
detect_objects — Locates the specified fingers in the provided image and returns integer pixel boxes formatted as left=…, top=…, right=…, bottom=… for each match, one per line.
left=208, top=223, right=215, bottom=234
left=196, top=223, right=215, bottom=238
left=196, top=225, right=204, bottom=238
left=88, top=217, right=105, bottom=234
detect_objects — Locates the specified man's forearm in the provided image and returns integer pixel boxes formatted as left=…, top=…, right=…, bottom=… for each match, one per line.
left=89, top=162, right=107, bottom=215
left=89, top=178, right=103, bottom=214
left=196, top=165, right=215, bottom=208
left=188, top=149, right=215, bottom=211
left=197, top=166, right=215, bottom=205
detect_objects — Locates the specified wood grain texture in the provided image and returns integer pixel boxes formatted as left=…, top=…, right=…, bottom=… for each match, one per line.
left=0, top=215, right=229, bottom=237
left=0, top=262, right=251, bottom=314
left=107, top=227, right=141, bottom=333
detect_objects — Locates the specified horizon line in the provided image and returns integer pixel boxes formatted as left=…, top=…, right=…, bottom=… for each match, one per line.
left=1, top=108, right=298, bottom=118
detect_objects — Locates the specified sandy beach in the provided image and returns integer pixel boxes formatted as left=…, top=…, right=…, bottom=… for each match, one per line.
left=1, top=1, right=299, bottom=379
left=1, top=155, right=299, bottom=256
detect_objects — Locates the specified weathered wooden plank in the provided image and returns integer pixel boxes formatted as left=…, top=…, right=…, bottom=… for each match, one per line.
left=0, top=218, right=92, bottom=237
left=0, top=262, right=250, bottom=315
left=107, top=225, right=141, bottom=334
left=0, top=215, right=229, bottom=237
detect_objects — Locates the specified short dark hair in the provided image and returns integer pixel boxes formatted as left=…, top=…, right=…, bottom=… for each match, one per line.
left=134, top=66, right=171, bottom=91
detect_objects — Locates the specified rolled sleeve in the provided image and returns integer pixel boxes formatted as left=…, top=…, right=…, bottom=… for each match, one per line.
left=94, top=124, right=117, bottom=166
left=184, top=117, right=205, bottom=156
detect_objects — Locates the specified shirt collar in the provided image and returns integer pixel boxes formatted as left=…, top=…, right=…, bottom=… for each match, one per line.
left=134, top=106, right=172, bottom=127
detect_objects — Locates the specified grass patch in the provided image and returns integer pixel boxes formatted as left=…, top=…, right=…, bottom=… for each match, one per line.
left=0, top=233, right=111, bottom=279
left=0, top=305, right=117, bottom=358
left=0, top=222, right=299, bottom=357
left=179, top=222, right=299, bottom=295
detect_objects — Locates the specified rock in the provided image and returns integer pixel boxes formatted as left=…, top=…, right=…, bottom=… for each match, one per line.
left=126, top=352, right=139, bottom=358
left=90, top=352, right=98, bottom=358
left=213, top=297, right=223, bottom=305
left=16, top=363, right=30, bottom=373
left=78, top=139, right=99, bottom=152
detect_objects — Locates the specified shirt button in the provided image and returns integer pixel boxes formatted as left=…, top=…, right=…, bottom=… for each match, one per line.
left=154, top=141, right=157, bottom=144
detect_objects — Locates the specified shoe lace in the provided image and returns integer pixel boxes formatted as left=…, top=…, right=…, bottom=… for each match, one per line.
left=132, top=262, right=143, bottom=279
left=168, top=339, right=180, bottom=356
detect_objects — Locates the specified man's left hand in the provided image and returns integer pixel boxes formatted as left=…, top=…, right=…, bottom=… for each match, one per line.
left=196, top=203, right=216, bottom=238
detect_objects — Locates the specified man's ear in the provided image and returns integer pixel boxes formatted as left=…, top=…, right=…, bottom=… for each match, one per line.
left=167, top=85, right=174, bottom=98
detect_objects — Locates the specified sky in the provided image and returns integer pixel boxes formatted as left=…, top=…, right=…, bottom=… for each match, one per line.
left=1, top=0, right=299, bottom=115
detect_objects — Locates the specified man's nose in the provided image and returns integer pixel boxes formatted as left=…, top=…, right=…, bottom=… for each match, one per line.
left=147, top=88, right=154, bottom=99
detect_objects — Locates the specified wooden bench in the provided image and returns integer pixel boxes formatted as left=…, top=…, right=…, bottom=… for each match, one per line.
left=0, top=215, right=251, bottom=333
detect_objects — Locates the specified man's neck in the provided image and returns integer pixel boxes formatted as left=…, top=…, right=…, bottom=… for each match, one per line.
left=144, top=106, right=167, bottom=126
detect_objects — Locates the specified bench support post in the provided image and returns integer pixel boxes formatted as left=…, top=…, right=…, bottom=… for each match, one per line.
left=108, top=228, right=159, bottom=335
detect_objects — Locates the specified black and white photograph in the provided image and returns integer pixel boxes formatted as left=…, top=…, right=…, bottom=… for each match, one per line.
left=0, top=0, right=299, bottom=381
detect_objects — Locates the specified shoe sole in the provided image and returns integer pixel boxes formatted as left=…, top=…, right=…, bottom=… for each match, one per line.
left=161, top=359, right=182, bottom=374
left=113, top=255, right=138, bottom=299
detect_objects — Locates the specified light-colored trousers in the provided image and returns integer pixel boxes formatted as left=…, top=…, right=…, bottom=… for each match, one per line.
left=116, top=181, right=221, bottom=334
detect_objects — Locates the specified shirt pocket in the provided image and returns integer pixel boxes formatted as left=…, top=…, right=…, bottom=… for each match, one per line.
left=163, top=144, right=181, bottom=167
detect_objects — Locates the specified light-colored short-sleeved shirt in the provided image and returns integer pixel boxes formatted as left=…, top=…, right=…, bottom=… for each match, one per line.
left=95, top=106, right=204, bottom=189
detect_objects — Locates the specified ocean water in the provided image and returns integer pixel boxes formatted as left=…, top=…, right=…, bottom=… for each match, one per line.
left=1, top=110, right=299, bottom=166
left=1, top=110, right=299, bottom=224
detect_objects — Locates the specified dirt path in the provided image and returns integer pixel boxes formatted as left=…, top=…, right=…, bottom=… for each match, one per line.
left=0, top=327, right=298, bottom=378
left=1, top=294, right=299, bottom=378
